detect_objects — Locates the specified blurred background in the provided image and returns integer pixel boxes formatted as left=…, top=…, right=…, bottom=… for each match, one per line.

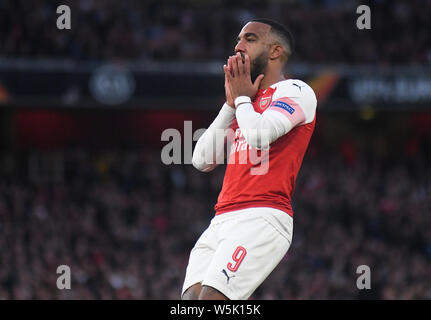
left=0, top=0, right=430, bottom=299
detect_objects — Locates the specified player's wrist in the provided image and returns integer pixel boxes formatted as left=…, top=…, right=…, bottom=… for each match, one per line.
left=222, top=102, right=236, bottom=113
left=225, top=101, right=235, bottom=109
left=234, top=96, right=252, bottom=108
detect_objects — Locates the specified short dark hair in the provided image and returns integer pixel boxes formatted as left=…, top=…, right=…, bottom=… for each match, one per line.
left=250, top=18, right=294, bottom=57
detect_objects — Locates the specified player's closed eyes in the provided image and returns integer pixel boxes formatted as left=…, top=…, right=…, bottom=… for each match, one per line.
left=236, top=38, right=256, bottom=43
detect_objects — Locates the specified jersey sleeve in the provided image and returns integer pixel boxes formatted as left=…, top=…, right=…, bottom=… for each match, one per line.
left=235, top=80, right=317, bottom=149
left=267, top=80, right=317, bottom=126
left=192, top=103, right=236, bottom=172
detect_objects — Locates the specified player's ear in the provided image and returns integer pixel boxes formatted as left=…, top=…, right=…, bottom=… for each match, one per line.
left=269, top=43, right=284, bottom=60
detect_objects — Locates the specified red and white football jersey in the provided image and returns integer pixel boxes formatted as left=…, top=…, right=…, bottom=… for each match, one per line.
left=214, top=79, right=317, bottom=217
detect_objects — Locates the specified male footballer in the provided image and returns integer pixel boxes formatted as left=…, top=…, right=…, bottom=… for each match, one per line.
left=182, top=18, right=317, bottom=300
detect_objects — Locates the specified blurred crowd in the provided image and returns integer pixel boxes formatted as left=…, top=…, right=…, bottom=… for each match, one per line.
left=0, top=130, right=430, bottom=300
left=1, top=0, right=431, bottom=65
left=1, top=0, right=430, bottom=302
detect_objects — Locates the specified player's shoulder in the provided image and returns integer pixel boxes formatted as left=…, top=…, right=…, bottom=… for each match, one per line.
left=270, top=79, right=317, bottom=123
left=271, top=79, right=316, bottom=101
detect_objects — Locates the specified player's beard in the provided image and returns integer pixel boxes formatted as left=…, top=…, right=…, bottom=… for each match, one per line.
left=250, top=51, right=269, bottom=83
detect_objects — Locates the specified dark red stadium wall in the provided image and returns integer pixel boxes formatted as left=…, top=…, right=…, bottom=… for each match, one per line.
left=0, top=109, right=14, bottom=149
left=8, top=108, right=431, bottom=157
left=13, top=108, right=213, bottom=150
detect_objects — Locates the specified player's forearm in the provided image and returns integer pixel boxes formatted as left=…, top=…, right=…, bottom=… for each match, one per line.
left=234, top=97, right=293, bottom=149
left=192, top=103, right=236, bottom=172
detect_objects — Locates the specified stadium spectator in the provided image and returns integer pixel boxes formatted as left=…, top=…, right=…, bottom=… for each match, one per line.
left=1, top=0, right=430, bottom=65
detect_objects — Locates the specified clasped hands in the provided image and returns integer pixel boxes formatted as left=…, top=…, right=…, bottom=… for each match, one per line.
left=224, top=52, right=264, bottom=108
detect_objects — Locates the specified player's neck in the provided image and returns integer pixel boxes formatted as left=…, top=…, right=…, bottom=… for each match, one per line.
left=259, top=70, right=285, bottom=90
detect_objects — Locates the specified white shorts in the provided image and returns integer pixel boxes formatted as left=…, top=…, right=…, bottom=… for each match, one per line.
left=181, top=207, right=293, bottom=300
